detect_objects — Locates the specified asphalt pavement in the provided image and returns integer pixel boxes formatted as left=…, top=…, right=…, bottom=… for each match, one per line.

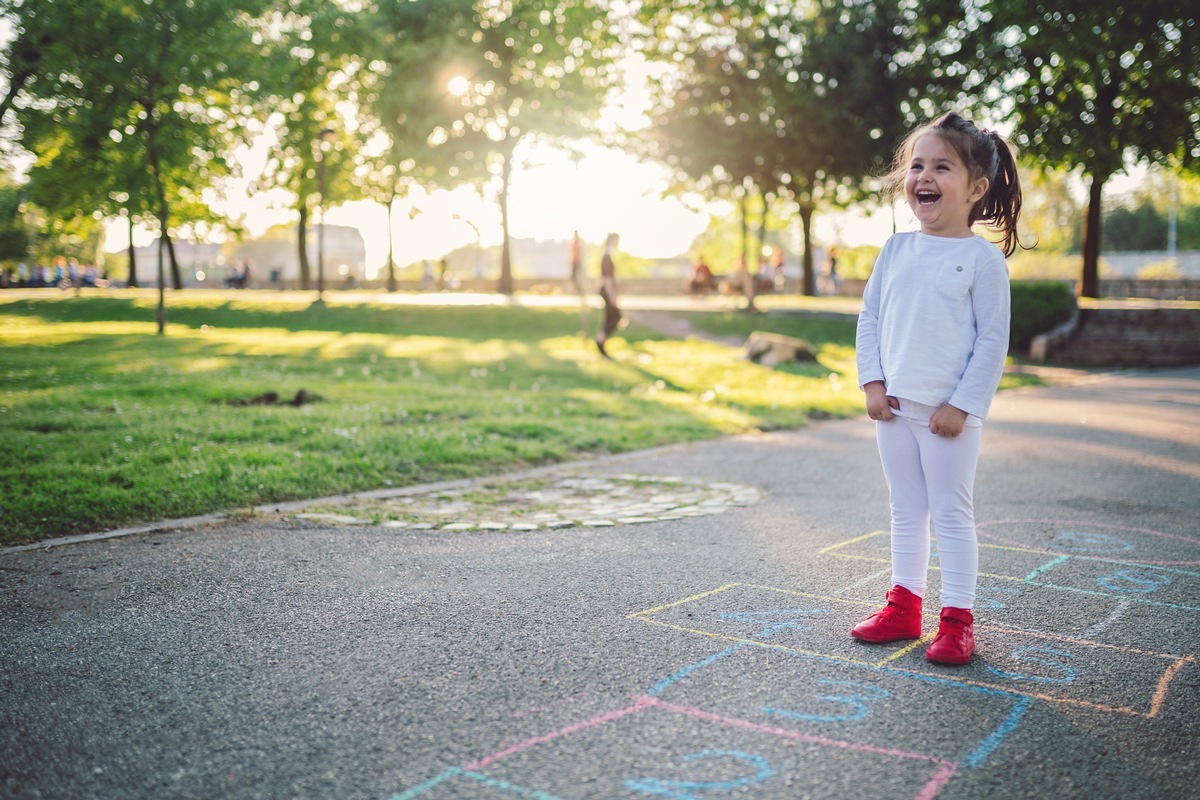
left=2, top=366, right=1199, bottom=800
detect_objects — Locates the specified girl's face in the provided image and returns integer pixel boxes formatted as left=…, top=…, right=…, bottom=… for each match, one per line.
left=904, top=133, right=989, bottom=239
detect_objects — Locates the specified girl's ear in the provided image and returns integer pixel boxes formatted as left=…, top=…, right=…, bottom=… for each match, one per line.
left=969, top=177, right=990, bottom=204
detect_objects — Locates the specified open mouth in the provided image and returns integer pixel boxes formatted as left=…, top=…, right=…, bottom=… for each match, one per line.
left=916, top=189, right=941, bottom=206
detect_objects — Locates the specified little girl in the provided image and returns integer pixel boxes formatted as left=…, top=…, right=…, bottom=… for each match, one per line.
left=852, top=112, right=1024, bottom=665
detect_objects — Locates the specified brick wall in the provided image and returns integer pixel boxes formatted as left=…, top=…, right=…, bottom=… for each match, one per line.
left=1039, top=307, right=1200, bottom=368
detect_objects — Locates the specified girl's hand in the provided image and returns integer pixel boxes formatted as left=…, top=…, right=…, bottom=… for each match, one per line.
left=930, top=404, right=968, bottom=438
left=864, top=381, right=898, bottom=421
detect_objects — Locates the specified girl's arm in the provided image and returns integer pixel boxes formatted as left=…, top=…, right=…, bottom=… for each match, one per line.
left=947, top=256, right=1011, bottom=419
left=855, top=247, right=888, bottom=391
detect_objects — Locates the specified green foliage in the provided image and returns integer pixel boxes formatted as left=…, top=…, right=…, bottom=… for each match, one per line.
left=0, top=293, right=865, bottom=543
left=837, top=245, right=881, bottom=281
left=636, top=0, right=942, bottom=292
left=961, top=3, right=1200, bottom=295
left=0, top=183, right=28, bottom=264
left=9, top=0, right=276, bottom=289
left=1103, top=202, right=1168, bottom=251
left=1019, top=162, right=1084, bottom=253
left=1009, top=280, right=1078, bottom=354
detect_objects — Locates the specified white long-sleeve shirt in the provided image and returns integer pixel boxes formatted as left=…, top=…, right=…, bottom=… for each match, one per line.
left=855, top=231, right=1011, bottom=419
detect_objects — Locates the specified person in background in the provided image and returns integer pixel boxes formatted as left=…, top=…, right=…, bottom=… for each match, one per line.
left=596, top=232, right=623, bottom=357
left=571, top=231, right=588, bottom=337
left=687, top=256, right=714, bottom=294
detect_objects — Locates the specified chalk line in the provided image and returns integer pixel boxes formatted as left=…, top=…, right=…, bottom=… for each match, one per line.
left=1084, top=599, right=1133, bottom=638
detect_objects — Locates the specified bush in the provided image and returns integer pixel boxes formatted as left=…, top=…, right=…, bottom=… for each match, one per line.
left=1010, top=280, right=1077, bottom=354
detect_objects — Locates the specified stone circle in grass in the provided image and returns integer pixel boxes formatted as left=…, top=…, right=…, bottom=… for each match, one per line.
left=288, top=473, right=763, bottom=532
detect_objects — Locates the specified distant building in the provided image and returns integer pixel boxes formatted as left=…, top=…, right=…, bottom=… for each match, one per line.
left=440, top=236, right=688, bottom=282
left=126, top=241, right=223, bottom=288
left=234, top=224, right=366, bottom=288
left=125, top=225, right=366, bottom=289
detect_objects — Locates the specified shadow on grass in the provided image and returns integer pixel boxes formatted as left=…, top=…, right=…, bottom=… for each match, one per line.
left=0, top=295, right=608, bottom=343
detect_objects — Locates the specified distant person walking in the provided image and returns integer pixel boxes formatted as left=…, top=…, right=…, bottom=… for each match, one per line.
left=820, top=246, right=842, bottom=296
left=570, top=230, right=583, bottom=295
left=852, top=111, right=1024, bottom=666
left=596, top=232, right=622, bottom=357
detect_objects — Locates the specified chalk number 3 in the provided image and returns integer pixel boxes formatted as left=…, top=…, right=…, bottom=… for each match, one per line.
left=625, top=750, right=773, bottom=798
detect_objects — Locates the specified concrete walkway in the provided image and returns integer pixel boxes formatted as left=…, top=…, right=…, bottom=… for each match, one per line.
left=3, top=365, right=1198, bottom=800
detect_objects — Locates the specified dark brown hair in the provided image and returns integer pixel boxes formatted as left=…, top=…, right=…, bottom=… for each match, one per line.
left=884, top=112, right=1025, bottom=256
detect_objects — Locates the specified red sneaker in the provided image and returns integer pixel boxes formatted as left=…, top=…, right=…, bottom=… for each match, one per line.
left=925, top=607, right=975, bottom=665
left=851, top=585, right=923, bottom=643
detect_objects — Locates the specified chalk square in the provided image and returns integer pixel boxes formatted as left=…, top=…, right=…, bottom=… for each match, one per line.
left=437, top=700, right=955, bottom=800
left=629, top=582, right=907, bottom=664
left=976, top=519, right=1200, bottom=568
left=645, top=642, right=1028, bottom=768
left=1023, top=557, right=1200, bottom=611
left=631, top=584, right=1194, bottom=717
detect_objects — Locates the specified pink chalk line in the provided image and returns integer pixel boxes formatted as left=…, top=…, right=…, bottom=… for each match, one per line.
left=464, top=694, right=957, bottom=800
left=465, top=697, right=652, bottom=770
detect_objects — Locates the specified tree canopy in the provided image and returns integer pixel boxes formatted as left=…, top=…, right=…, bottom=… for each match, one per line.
left=959, top=0, right=1200, bottom=295
left=0, top=0, right=1196, bottom=299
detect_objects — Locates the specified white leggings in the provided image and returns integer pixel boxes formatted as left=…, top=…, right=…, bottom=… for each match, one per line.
left=875, top=405, right=981, bottom=610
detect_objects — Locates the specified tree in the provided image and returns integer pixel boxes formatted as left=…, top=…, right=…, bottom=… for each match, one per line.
left=963, top=1, right=1200, bottom=296
left=7, top=0, right=273, bottom=291
left=369, top=0, right=615, bottom=294
left=636, top=0, right=948, bottom=294
left=357, top=0, right=477, bottom=293
left=243, top=1, right=373, bottom=293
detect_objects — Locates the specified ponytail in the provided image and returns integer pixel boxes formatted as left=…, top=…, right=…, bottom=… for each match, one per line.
left=975, top=129, right=1024, bottom=257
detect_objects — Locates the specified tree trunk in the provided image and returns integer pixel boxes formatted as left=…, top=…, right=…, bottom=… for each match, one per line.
left=165, top=230, right=182, bottom=290
left=145, top=131, right=181, bottom=291
left=1079, top=174, right=1104, bottom=299
left=297, top=203, right=311, bottom=291
left=739, top=192, right=757, bottom=312
left=126, top=213, right=139, bottom=288
left=498, top=152, right=514, bottom=295
left=757, top=191, right=771, bottom=266
left=739, top=191, right=750, bottom=273
left=799, top=203, right=815, bottom=297
left=386, top=188, right=397, bottom=293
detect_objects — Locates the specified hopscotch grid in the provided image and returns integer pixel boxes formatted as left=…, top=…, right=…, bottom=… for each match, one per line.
left=395, top=518, right=1197, bottom=800
left=823, top=528, right=1200, bottom=573
left=630, top=583, right=1192, bottom=718
left=396, top=692, right=963, bottom=800
left=625, top=582, right=743, bottom=619
left=389, top=767, right=463, bottom=800
left=820, top=540, right=1200, bottom=611
left=465, top=699, right=651, bottom=771
left=818, top=530, right=888, bottom=555
left=978, top=518, right=1200, bottom=547
left=644, top=638, right=1034, bottom=779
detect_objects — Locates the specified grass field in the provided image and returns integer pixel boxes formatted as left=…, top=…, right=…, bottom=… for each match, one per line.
left=0, top=290, right=894, bottom=545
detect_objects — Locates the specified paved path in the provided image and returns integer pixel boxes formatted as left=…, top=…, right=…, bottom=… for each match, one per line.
left=3, top=367, right=1198, bottom=800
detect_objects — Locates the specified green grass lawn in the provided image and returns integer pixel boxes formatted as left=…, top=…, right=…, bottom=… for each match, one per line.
left=1, top=291, right=872, bottom=544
